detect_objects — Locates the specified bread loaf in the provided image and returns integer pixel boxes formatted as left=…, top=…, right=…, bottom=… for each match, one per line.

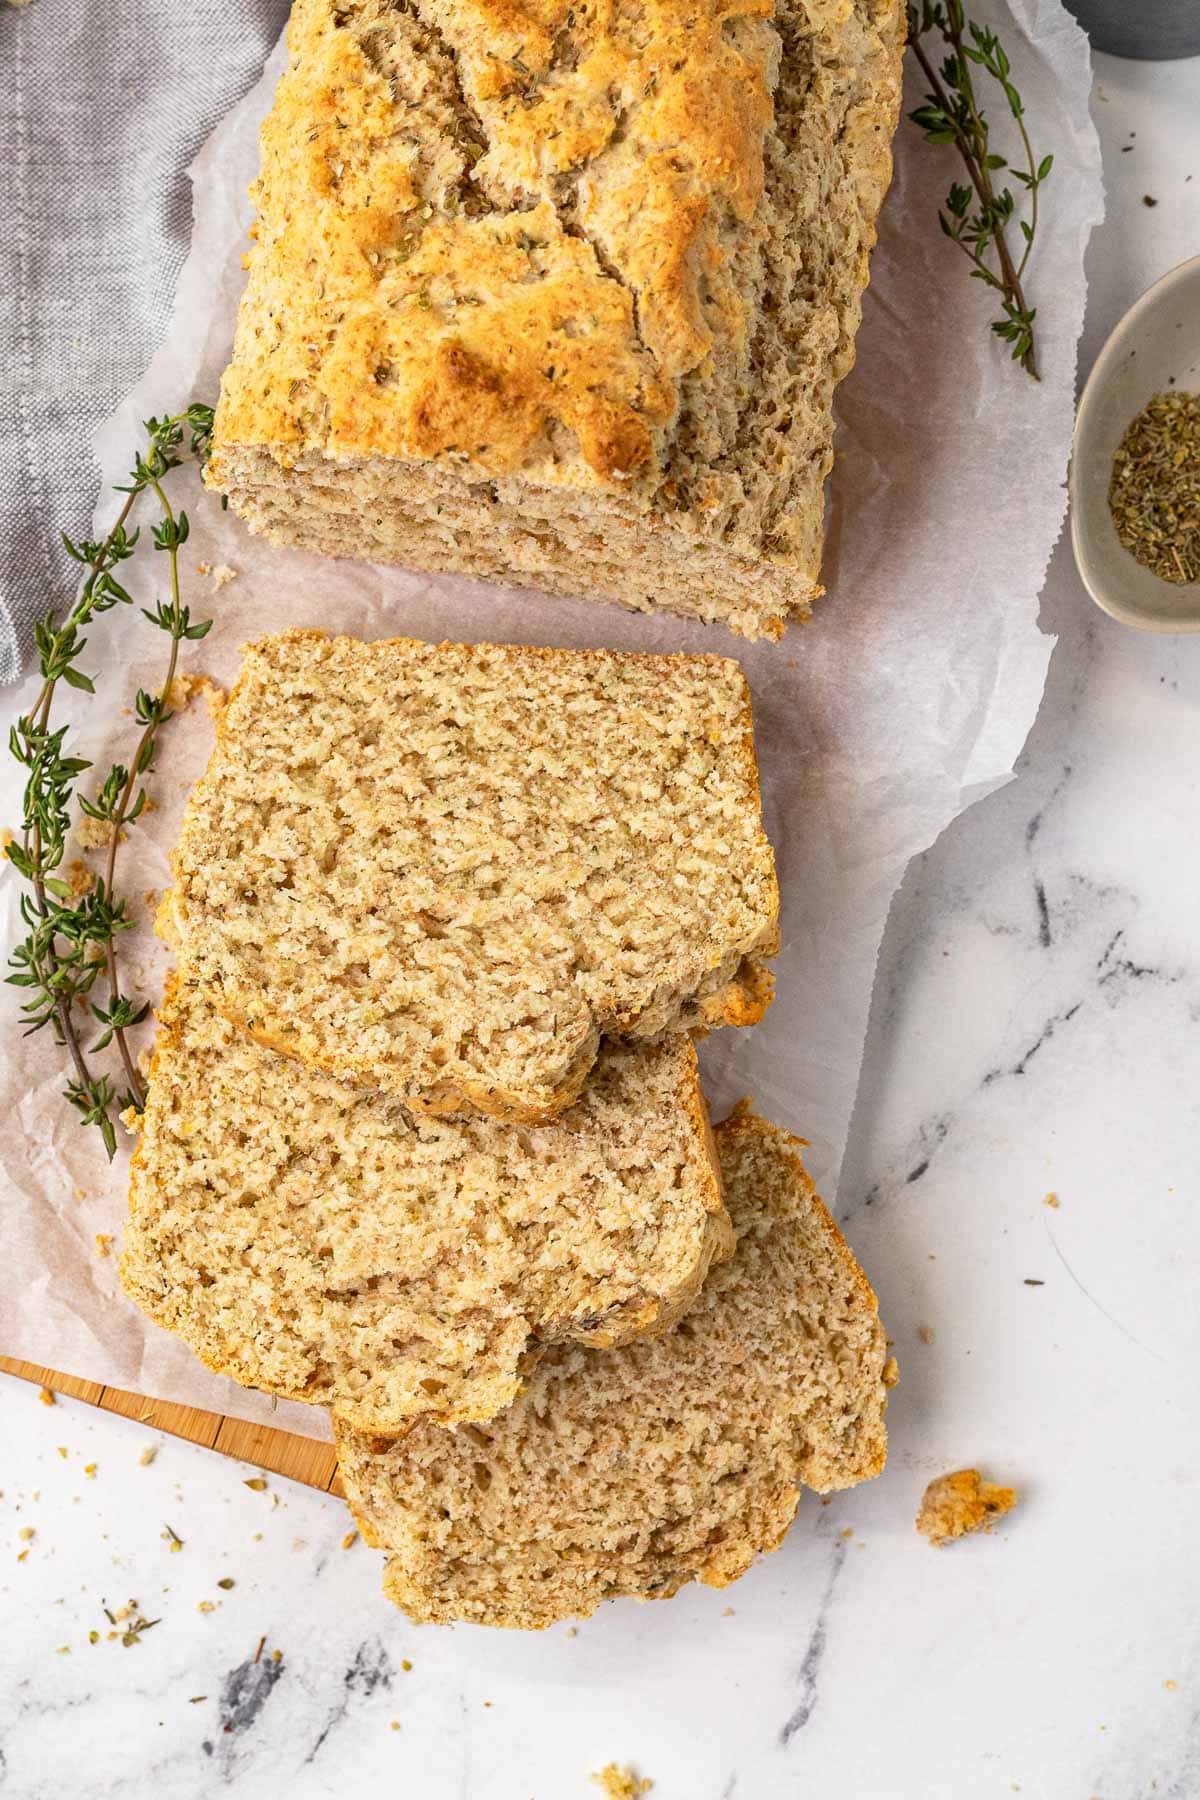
left=205, top=0, right=904, bottom=639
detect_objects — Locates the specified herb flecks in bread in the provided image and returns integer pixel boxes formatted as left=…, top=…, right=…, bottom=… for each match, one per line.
left=121, top=982, right=731, bottom=1432
left=165, top=630, right=778, bottom=1119
left=335, top=1105, right=890, bottom=1627
left=206, top=0, right=904, bottom=639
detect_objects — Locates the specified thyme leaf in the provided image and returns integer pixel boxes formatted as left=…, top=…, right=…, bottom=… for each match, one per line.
left=5, top=404, right=216, bottom=1157
left=906, top=1, right=1052, bottom=380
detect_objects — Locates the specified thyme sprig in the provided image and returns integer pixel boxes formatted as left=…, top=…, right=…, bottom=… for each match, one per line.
left=907, top=1, right=1053, bottom=379
left=6, top=406, right=215, bottom=1157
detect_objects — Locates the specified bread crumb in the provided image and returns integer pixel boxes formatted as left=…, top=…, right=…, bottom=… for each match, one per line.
left=243, top=1477, right=268, bottom=1492
left=592, top=1766, right=653, bottom=1799
left=18, top=1527, right=35, bottom=1542
left=1044, top=1192, right=1060, bottom=1209
left=166, top=672, right=226, bottom=718
left=565, top=1626, right=578, bottom=1638
left=55, top=1645, right=71, bottom=1655
left=917, top=1325, right=936, bottom=1345
left=390, top=1720, right=400, bottom=1731
left=1165, top=1679, right=1179, bottom=1691
left=341, top=1530, right=358, bottom=1550
left=57, top=1447, right=68, bottom=1459
left=197, top=1600, right=216, bottom=1614
left=75, top=815, right=122, bottom=851
left=271, top=1649, right=282, bottom=1664
left=722, top=1607, right=734, bottom=1617
left=882, top=1355, right=900, bottom=1388
left=401, top=1659, right=413, bottom=1672
left=840, top=1527, right=853, bottom=1539
left=139, top=1446, right=157, bottom=1467
left=196, top=562, right=238, bottom=588
left=917, top=1470, right=1017, bottom=1546
left=95, top=1235, right=114, bottom=1258
left=65, top=860, right=95, bottom=900
left=38, top=1387, right=56, bottom=1406
left=84, top=1463, right=97, bottom=1478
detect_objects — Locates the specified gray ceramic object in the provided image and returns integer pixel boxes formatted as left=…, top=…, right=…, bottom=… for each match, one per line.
left=1063, top=0, right=1200, bottom=59
left=1071, top=256, right=1200, bottom=632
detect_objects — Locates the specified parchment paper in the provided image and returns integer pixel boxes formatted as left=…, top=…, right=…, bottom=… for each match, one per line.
left=0, top=0, right=1104, bottom=1441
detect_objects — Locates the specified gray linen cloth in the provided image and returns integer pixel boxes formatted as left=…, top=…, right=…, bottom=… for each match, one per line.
left=0, top=0, right=289, bottom=683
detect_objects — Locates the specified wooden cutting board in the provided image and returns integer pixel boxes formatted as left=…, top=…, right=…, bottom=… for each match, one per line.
left=1, top=1355, right=342, bottom=1495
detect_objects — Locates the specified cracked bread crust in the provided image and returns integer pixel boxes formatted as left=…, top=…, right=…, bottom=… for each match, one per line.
left=335, top=1103, right=890, bottom=1626
left=120, top=979, right=732, bottom=1433
left=207, top=0, right=904, bottom=638
left=210, top=0, right=774, bottom=488
left=164, top=630, right=778, bottom=1118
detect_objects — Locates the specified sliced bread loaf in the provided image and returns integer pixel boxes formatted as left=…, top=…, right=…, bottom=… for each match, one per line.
left=335, top=1104, right=889, bottom=1626
left=165, top=630, right=778, bottom=1119
left=120, top=981, right=731, bottom=1433
left=205, top=0, right=903, bottom=640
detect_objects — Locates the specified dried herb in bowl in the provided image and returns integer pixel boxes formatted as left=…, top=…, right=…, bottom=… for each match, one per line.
left=1108, top=391, right=1200, bottom=585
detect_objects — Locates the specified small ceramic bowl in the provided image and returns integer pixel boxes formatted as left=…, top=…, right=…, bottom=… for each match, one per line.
left=1070, top=254, right=1200, bottom=631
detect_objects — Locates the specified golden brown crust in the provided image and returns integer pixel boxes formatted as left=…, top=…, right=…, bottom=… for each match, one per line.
left=209, top=0, right=783, bottom=489
left=916, top=1470, right=1018, bottom=1547
left=694, top=956, right=776, bottom=1030
left=207, top=0, right=905, bottom=637
left=716, top=1100, right=887, bottom=1457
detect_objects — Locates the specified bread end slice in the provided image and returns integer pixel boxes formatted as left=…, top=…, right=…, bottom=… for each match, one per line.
left=335, top=1102, right=888, bottom=1625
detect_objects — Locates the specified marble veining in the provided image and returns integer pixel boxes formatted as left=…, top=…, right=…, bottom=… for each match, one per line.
left=777, top=1534, right=848, bottom=1746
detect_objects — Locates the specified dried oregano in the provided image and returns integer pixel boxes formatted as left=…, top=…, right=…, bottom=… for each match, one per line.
left=1109, top=391, right=1200, bottom=585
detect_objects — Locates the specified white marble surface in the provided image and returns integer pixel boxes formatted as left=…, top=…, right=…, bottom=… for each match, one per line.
left=5, top=48, right=1200, bottom=1800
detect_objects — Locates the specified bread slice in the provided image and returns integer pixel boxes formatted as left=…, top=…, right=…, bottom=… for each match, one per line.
left=120, top=980, right=732, bottom=1433
left=204, top=0, right=904, bottom=641
left=164, top=630, right=778, bottom=1119
left=335, top=1104, right=889, bottom=1626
